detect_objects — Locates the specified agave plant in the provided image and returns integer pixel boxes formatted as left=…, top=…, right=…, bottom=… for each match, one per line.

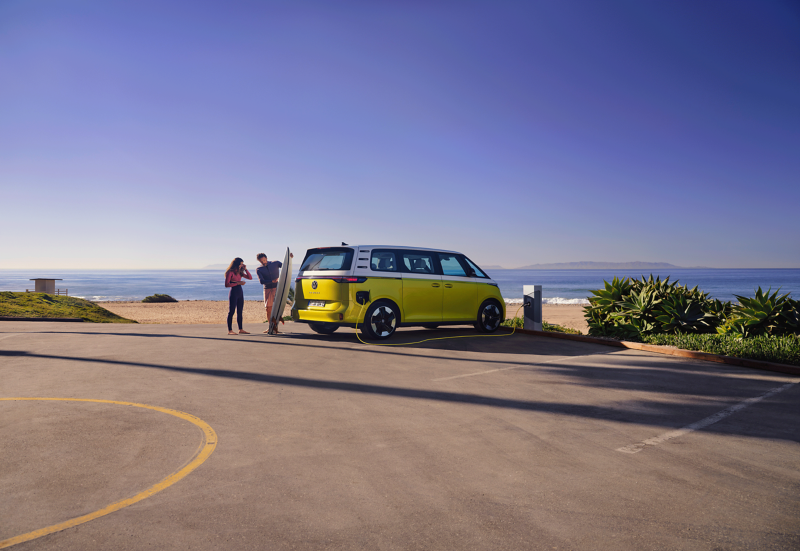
left=584, top=274, right=742, bottom=339
left=716, top=317, right=751, bottom=339
left=704, top=298, right=731, bottom=328
left=732, top=287, right=799, bottom=336
left=585, top=276, right=632, bottom=336
left=612, top=288, right=660, bottom=335
left=654, top=295, right=716, bottom=334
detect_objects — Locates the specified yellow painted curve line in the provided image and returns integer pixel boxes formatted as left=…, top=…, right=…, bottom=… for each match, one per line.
left=0, top=398, right=217, bottom=549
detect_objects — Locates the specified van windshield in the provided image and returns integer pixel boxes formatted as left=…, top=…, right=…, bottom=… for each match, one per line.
left=300, top=248, right=354, bottom=271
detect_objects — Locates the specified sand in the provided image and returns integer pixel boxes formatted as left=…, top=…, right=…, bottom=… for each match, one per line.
left=101, top=301, right=292, bottom=325
left=101, top=300, right=589, bottom=333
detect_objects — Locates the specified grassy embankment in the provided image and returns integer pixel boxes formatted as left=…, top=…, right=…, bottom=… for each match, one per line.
left=642, top=333, right=800, bottom=367
left=0, top=292, right=136, bottom=323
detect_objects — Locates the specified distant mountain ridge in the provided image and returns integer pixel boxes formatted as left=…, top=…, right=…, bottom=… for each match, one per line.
left=513, top=261, right=705, bottom=270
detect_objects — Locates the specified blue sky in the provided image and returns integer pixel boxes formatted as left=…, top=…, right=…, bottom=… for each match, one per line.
left=1, top=0, right=798, bottom=269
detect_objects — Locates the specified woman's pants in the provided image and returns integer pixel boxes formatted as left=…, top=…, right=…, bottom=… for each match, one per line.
left=227, top=286, right=244, bottom=331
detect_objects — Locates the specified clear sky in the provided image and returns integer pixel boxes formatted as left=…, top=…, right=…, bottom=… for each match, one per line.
left=2, top=0, right=798, bottom=269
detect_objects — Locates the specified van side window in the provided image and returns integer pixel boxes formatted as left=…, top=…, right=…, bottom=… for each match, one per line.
left=438, top=253, right=467, bottom=277
left=401, top=253, right=435, bottom=274
left=461, top=256, right=489, bottom=278
left=371, top=250, right=397, bottom=272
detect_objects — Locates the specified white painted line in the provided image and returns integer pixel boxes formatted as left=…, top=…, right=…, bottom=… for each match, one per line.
left=432, top=350, right=620, bottom=381
left=617, top=379, right=800, bottom=454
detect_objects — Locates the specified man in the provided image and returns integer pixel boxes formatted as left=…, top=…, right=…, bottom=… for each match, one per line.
left=256, top=252, right=293, bottom=334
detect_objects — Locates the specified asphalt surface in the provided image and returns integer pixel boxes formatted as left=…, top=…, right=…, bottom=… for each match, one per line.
left=1, top=321, right=798, bottom=550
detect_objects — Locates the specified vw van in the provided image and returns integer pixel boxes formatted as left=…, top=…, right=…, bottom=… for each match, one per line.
left=292, top=245, right=505, bottom=339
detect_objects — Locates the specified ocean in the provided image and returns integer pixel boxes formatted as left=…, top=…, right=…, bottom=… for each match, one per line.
left=2, top=269, right=799, bottom=305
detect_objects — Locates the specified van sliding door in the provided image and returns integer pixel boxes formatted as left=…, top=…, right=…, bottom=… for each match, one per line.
left=399, top=251, right=442, bottom=323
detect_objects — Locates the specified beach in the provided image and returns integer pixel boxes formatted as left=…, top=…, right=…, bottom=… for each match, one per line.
left=101, top=301, right=589, bottom=333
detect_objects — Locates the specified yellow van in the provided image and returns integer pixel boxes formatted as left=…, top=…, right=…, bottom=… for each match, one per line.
left=292, top=245, right=505, bottom=339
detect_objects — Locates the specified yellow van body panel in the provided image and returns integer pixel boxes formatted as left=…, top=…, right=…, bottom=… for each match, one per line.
left=477, top=282, right=506, bottom=319
left=442, top=280, right=477, bottom=321
left=292, top=277, right=404, bottom=324
left=401, top=278, right=443, bottom=322
left=343, top=277, right=404, bottom=323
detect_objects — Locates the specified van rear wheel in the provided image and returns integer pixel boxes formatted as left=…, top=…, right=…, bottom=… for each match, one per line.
left=360, top=300, right=398, bottom=340
left=309, top=322, right=338, bottom=335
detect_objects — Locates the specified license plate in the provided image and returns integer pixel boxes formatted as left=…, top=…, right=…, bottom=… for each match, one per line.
left=309, top=301, right=325, bottom=307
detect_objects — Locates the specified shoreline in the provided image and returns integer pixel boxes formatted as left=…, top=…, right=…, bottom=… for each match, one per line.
left=99, top=300, right=589, bottom=333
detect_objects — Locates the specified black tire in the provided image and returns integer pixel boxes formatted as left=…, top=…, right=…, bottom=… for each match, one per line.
left=360, top=300, right=399, bottom=340
left=309, top=322, right=338, bottom=335
left=422, top=324, right=439, bottom=329
left=475, top=300, right=503, bottom=333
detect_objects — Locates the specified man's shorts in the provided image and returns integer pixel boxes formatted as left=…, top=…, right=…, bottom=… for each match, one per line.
left=263, top=287, right=276, bottom=309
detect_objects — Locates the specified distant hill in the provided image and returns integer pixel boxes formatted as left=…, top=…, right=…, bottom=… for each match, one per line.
left=480, top=265, right=505, bottom=270
left=514, top=261, right=695, bottom=270
left=202, top=264, right=228, bottom=270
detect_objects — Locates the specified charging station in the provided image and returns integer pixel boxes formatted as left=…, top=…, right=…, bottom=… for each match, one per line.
left=523, top=285, right=542, bottom=331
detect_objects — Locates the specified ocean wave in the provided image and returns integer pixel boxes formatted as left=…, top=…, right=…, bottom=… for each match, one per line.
left=505, top=297, right=589, bottom=305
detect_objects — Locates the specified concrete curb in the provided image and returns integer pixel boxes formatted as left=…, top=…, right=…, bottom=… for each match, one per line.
left=505, top=327, right=800, bottom=376
left=0, top=317, right=84, bottom=322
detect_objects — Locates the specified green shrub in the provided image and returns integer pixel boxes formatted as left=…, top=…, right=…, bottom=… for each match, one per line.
left=585, top=276, right=799, bottom=344
left=501, top=316, right=581, bottom=334
left=501, top=316, right=523, bottom=328
left=642, top=333, right=800, bottom=367
left=142, top=294, right=178, bottom=303
left=543, top=321, right=581, bottom=335
left=585, top=275, right=746, bottom=338
left=722, top=287, right=800, bottom=338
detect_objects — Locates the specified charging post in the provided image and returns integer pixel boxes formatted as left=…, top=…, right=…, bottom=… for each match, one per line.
left=523, top=285, right=542, bottom=331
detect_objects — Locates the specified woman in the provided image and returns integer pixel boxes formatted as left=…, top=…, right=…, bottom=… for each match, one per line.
left=225, top=257, right=252, bottom=335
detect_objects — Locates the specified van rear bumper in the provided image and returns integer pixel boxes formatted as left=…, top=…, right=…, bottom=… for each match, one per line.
left=293, top=306, right=357, bottom=324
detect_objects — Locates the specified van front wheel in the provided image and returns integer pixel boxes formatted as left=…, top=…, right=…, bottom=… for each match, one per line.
left=360, top=300, right=398, bottom=340
left=475, top=300, right=502, bottom=333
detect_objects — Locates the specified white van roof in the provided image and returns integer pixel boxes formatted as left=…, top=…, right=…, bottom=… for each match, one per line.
left=342, top=245, right=460, bottom=254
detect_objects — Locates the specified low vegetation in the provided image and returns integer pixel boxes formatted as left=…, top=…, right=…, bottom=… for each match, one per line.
left=583, top=276, right=799, bottom=365
left=502, top=316, right=581, bottom=334
left=585, top=276, right=799, bottom=339
left=642, top=333, right=800, bottom=367
left=0, top=292, right=136, bottom=323
left=142, top=294, right=178, bottom=303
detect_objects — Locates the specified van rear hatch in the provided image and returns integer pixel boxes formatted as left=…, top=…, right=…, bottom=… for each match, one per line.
left=297, top=247, right=356, bottom=304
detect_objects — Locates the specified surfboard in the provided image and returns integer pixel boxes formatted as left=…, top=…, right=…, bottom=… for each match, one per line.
left=268, top=247, right=292, bottom=335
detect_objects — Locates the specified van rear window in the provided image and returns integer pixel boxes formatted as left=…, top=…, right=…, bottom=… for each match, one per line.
left=300, top=248, right=354, bottom=271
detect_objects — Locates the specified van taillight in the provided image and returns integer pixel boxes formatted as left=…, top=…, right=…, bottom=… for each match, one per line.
left=295, top=276, right=367, bottom=283
left=332, top=277, right=367, bottom=283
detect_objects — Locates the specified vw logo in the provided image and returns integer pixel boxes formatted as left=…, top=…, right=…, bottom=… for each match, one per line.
left=312, top=281, right=317, bottom=289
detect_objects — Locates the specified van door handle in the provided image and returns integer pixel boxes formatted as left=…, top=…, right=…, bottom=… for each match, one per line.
left=444, top=283, right=453, bottom=288
left=431, top=283, right=440, bottom=287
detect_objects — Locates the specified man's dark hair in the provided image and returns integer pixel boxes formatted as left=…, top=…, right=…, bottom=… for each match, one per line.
left=256, top=253, right=267, bottom=261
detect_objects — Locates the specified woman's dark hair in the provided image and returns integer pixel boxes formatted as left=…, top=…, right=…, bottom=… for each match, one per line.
left=225, top=257, right=244, bottom=274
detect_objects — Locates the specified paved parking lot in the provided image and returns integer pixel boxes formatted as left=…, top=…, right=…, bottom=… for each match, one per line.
left=1, top=322, right=799, bottom=550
